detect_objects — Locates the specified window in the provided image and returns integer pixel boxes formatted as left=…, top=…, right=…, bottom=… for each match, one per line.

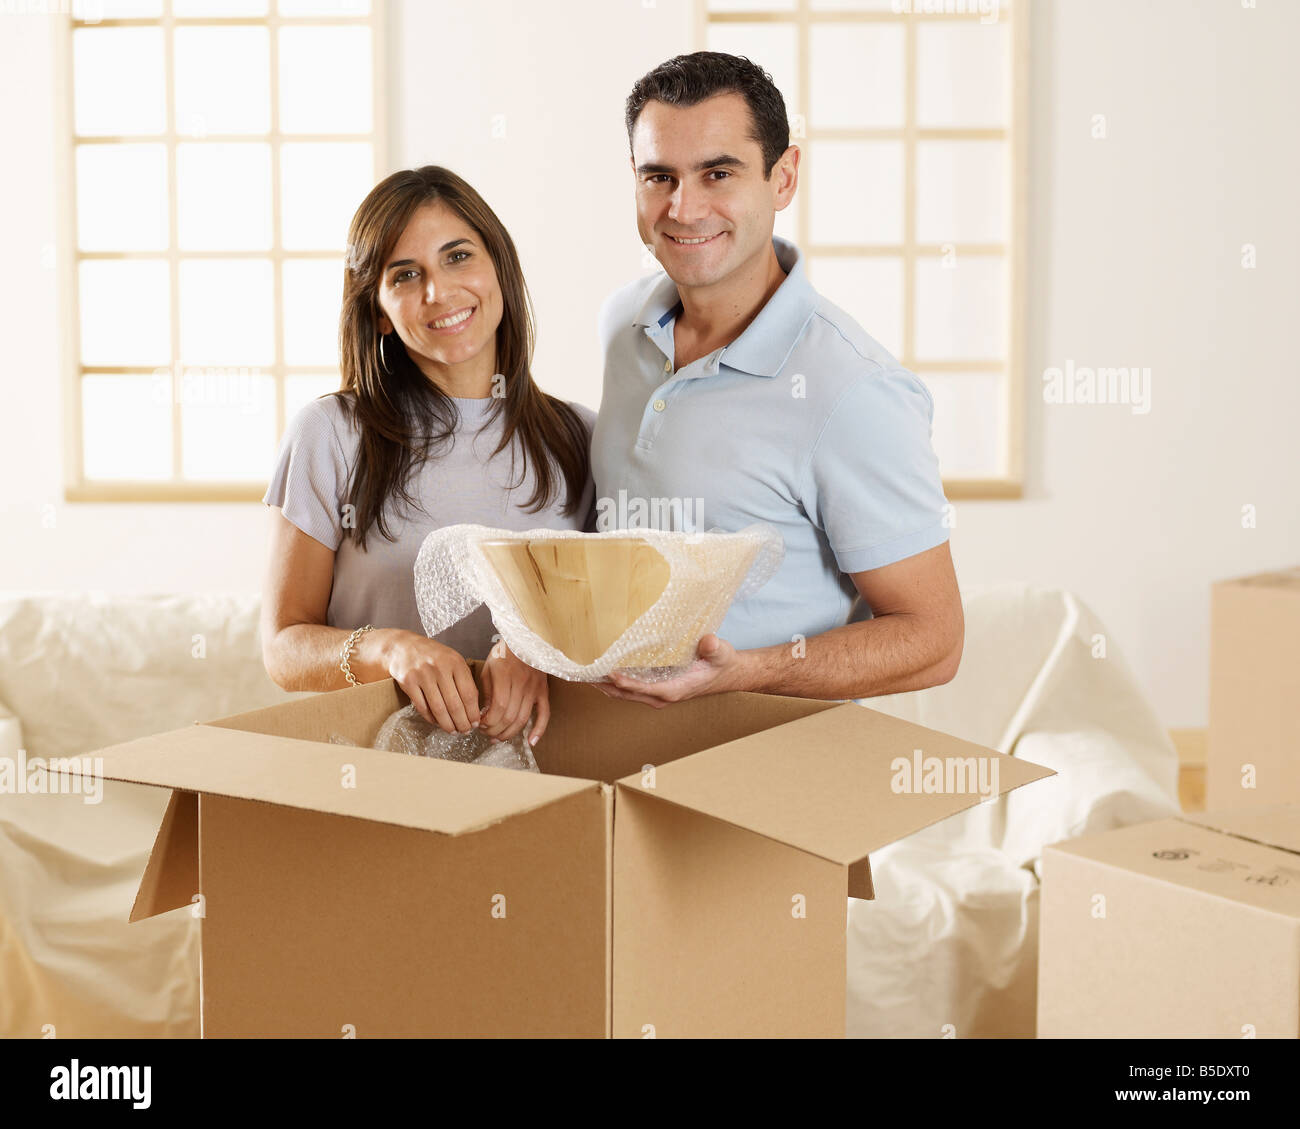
left=57, top=0, right=387, bottom=501
left=700, top=0, right=1028, bottom=498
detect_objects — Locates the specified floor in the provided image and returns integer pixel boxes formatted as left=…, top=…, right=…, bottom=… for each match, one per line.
left=1170, top=728, right=1206, bottom=813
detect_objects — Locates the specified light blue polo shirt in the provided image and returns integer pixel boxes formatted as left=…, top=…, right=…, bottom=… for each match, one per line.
left=590, top=235, right=950, bottom=652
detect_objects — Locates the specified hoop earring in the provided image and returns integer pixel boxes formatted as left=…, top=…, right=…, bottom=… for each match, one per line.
left=379, top=332, right=392, bottom=374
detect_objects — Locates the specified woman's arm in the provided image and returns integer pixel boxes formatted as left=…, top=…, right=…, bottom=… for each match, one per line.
left=259, top=508, right=481, bottom=733
left=260, top=508, right=393, bottom=691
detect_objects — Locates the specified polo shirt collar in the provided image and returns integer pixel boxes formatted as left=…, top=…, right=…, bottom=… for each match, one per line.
left=631, top=236, right=817, bottom=378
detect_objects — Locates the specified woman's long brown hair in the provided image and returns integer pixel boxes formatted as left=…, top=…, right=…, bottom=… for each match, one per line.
left=329, top=165, right=591, bottom=551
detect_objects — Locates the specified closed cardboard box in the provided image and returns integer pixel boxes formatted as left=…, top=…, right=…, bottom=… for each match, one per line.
left=1038, top=804, right=1300, bottom=1037
left=62, top=670, right=1051, bottom=1037
left=1208, top=568, right=1300, bottom=809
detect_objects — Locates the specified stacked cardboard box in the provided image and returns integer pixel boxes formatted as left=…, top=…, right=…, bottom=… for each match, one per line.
left=1038, top=804, right=1300, bottom=1037
left=1208, top=568, right=1300, bottom=809
left=61, top=668, right=1051, bottom=1037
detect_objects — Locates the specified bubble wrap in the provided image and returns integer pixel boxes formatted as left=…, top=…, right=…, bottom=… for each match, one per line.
left=414, top=523, right=783, bottom=682
left=373, top=704, right=539, bottom=772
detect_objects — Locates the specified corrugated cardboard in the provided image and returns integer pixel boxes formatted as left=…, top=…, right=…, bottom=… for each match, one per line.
left=56, top=669, right=1053, bottom=1037
left=1208, top=567, right=1300, bottom=809
left=1038, top=804, right=1300, bottom=1037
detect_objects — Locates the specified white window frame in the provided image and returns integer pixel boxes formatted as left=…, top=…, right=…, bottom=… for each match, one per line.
left=53, top=0, right=389, bottom=502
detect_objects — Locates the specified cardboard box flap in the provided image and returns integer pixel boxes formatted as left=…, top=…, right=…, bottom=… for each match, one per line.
left=1182, top=805, right=1300, bottom=855
left=616, top=702, right=1053, bottom=866
left=74, top=722, right=599, bottom=836
left=1220, top=567, right=1300, bottom=592
left=129, top=789, right=199, bottom=922
left=1045, top=817, right=1300, bottom=919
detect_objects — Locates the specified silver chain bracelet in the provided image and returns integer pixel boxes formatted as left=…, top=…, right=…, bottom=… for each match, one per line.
left=340, top=623, right=375, bottom=687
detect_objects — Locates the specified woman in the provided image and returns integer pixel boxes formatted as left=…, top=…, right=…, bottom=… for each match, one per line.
left=261, top=166, right=595, bottom=749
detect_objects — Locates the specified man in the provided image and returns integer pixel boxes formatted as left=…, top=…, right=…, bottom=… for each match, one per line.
left=591, top=51, right=963, bottom=706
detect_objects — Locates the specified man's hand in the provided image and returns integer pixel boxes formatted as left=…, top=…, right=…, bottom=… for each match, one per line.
left=595, top=542, right=963, bottom=703
left=596, top=633, right=746, bottom=707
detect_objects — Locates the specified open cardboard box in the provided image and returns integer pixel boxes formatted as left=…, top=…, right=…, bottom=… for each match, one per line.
left=65, top=668, right=1053, bottom=1037
left=1038, top=804, right=1300, bottom=1037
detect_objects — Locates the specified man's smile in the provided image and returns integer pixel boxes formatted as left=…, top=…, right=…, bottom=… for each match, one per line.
left=665, top=232, right=725, bottom=247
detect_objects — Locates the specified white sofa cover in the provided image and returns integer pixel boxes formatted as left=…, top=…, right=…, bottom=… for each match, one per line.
left=0, top=584, right=1178, bottom=1037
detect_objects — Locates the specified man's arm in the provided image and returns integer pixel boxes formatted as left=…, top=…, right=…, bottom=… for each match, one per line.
left=601, top=540, right=964, bottom=705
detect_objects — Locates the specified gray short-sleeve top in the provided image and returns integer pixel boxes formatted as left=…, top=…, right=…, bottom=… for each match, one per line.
left=263, top=391, right=597, bottom=659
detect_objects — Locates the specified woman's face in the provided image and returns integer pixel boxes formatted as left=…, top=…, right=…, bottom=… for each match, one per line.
left=374, top=200, right=504, bottom=380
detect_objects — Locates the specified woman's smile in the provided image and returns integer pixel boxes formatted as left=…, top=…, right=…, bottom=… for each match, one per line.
left=426, top=305, right=477, bottom=334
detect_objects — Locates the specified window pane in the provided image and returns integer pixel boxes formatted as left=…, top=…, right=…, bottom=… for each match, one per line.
left=280, top=142, right=372, bottom=250
left=707, top=0, right=794, bottom=11
left=79, top=260, right=170, bottom=366
left=76, top=144, right=168, bottom=251
left=180, top=368, right=277, bottom=481
left=922, top=371, right=1005, bottom=478
left=810, top=0, right=896, bottom=10
left=174, top=27, right=271, bottom=136
left=808, top=0, right=1011, bottom=8
left=278, top=26, right=372, bottom=134
left=179, top=259, right=275, bottom=365
left=75, top=0, right=163, bottom=16
left=286, top=373, right=342, bottom=422
left=82, top=374, right=172, bottom=481
left=73, top=28, right=165, bottom=136
left=174, top=0, right=268, bottom=14
left=916, top=140, right=1007, bottom=244
left=704, top=23, right=798, bottom=119
left=279, top=0, right=371, bottom=14
left=809, top=24, right=903, bottom=129
left=808, top=141, right=903, bottom=245
left=914, top=255, right=1005, bottom=361
left=282, top=259, right=344, bottom=365
left=807, top=256, right=903, bottom=360
left=176, top=143, right=273, bottom=251
left=917, top=21, right=1010, bottom=129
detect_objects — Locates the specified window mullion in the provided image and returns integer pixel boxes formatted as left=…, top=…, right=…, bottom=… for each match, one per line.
left=270, top=10, right=286, bottom=446
left=164, top=0, right=181, bottom=483
left=902, top=11, right=917, bottom=371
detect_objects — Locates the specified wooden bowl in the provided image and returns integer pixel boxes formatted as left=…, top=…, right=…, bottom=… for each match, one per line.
left=477, top=535, right=758, bottom=668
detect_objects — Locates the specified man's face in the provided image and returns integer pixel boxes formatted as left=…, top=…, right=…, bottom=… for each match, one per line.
left=631, top=93, right=796, bottom=293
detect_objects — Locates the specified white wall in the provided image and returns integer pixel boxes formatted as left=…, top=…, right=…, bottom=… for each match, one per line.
left=1, top=0, right=1296, bottom=728
left=386, top=0, right=685, bottom=390
left=983, top=0, right=1300, bottom=726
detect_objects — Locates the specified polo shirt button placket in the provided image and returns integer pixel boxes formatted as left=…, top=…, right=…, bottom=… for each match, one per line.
left=648, top=357, right=671, bottom=430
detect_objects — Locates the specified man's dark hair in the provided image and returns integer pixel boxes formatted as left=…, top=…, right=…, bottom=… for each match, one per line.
left=625, top=51, right=790, bottom=178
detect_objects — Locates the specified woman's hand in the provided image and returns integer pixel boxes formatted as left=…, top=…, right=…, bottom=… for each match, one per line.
left=480, top=640, right=550, bottom=747
left=382, top=632, right=481, bottom=735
